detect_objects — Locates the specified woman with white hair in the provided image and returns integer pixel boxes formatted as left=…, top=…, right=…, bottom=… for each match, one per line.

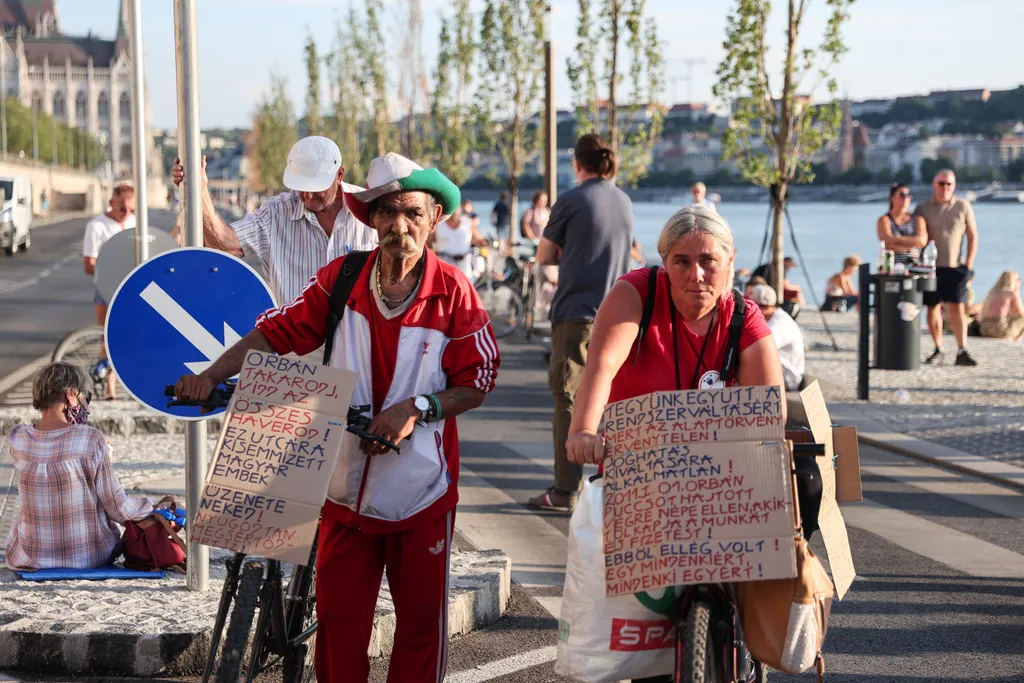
left=4, top=362, right=160, bottom=570
left=565, top=205, right=784, bottom=464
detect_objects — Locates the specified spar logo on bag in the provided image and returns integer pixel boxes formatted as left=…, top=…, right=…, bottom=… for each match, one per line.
left=609, top=618, right=676, bottom=651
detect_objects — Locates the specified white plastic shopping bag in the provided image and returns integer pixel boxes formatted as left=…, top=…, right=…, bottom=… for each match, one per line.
left=555, top=477, right=677, bottom=683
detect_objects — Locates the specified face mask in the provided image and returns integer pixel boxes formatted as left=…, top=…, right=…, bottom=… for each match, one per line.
left=65, top=402, right=90, bottom=425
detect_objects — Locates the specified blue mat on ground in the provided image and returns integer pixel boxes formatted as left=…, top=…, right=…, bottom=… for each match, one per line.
left=15, top=565, right=166, bottom=581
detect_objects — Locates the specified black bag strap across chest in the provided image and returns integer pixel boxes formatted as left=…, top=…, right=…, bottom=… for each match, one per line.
left=323, top=250, right=372, bottom=365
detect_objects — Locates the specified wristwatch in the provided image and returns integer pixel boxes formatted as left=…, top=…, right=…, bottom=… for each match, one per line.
left=415, top=395, right=440, bottom=423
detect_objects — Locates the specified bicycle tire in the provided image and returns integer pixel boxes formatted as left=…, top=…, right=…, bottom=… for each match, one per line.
left=216, top=561, right=265, bottom=683
left=524, top=273, right=537, bottom=342
left=678, top=599, right=716, bottom=683
left=51, top=325, right=124, bottom=398
left=284, top=535, right=319, bottom=683
left=51, top=325, right=104, bottom=363
left=476, top=281, right=523, bottom=339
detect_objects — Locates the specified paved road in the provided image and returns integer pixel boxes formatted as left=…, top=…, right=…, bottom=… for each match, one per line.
left=0, top=212, right=178, bottom=383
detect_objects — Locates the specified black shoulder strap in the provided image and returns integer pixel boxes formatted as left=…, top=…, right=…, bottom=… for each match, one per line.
left=632, top=266, right=660, bottom=365
left=719, top=289, right=746, bottom=383
left=323, top=250, right=372, bottom=365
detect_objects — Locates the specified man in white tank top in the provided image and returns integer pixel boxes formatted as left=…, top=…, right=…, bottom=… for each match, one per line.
left=431, top=208, right=488, bottom=281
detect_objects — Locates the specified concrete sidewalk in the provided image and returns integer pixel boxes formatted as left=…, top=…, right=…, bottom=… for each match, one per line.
left=0, top=403, right=511, bottom=676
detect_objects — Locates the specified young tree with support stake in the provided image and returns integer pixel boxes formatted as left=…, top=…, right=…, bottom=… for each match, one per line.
left=567, top=0, right=665, bottom=187
left=327, top=7, right=366, bottom=183
left=476, top=0, right=546, bottom=236
left=252, top=74, right=297, bottom=193
left=714, top=0, right=855, bottom=298
left=303, top=31, right=321, bottom=136
left=431, top=0, right=476, bottom=186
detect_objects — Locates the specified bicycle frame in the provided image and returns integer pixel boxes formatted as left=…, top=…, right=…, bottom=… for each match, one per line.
left=675, top=584, right=745, bottom=683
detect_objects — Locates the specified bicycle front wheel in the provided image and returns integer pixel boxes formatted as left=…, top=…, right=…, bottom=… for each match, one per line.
left=476, top=281, right=523, bottom=339
left=52, top=325, right=122, bottom=398
left=216, top=561, right=265, bottom=683
left=677, top=599, right=718, bottom=683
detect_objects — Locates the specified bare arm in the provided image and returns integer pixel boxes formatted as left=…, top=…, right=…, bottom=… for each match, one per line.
left=736, top=335, right=787, bottom=424
left=964, top=208, right=978, bottom=270
left=568, top=281, right=642, bottom=437
left=471, top=226, right=489, bottom=247
left=83, top=256, right=96, bottom=276
left=437, top=386, right=487, bottom=419
left=537, top=236, right=560, bottom=266
left=174, top=329, right=274, bottom=401
left=1011, top=293, right=1024, bottom=317
left=877, top=215, right=927, bottom=251
left=173, top=155, right=243, bottom=256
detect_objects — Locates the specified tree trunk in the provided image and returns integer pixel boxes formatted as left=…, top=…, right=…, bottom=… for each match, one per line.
left=607, top=0, right=620, bottom=151
left=770, top=183, right=787, bottom=298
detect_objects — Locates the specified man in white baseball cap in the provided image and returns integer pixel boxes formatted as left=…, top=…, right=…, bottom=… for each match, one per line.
left=172, top=136, right=377, bottom=306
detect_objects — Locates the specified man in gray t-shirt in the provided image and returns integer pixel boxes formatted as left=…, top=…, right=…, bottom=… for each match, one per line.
left=529, top=156, right=633, bottom=512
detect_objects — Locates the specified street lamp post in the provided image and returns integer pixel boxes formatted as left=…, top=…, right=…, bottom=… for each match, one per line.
left=128, top=0, right=149, bottom=264
left=543, top=4, right=557, bottom=205
left=173, top=0, right=208, bottom=593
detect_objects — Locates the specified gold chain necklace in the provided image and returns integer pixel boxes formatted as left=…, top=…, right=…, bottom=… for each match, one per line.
left=376, top=261, right=420, bottom=306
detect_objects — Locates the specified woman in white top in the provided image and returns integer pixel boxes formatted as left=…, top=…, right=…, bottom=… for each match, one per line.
left=431, top=208, right=488, bottom=280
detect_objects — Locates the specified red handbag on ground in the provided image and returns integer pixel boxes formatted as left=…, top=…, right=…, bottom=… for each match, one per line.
left=122, top=503, right=187, bottom=573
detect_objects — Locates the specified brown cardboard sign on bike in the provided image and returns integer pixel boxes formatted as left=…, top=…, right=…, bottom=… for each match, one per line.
left=191, top=351, right=357, bottom=565
left=799, top=381, right=858, bottom=599
left=601, top=386, right=798, bottom=598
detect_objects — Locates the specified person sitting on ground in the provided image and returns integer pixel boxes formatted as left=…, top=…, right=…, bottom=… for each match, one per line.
left=744, top=275, right=768, bottom=299
left=823, top=255, right=861, bottom=311
left=752, top=256, right=805, bottom=305
left=4, top=363, right=161, bottom=570
left=979, top=270, right=1024, bottom=342
left=520, top=191, right=550, bottom=244
left=751, top=285, right=804, bottom=392
left=630, top=238, right=646, bottom=269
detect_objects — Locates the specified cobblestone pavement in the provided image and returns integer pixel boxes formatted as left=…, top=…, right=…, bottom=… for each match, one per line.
left=802, top=311, right=1024, bottom=466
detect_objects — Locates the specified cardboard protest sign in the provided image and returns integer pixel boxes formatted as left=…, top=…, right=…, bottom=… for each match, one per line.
left=832, top=426, right=863, bottom=503
left=602, top=386, right=796, bottom=598
left=800, top=381, right=856, bottom=599
left=603, top=386, right=786, bottom=458
left=192, top=351, right=357, bottom=564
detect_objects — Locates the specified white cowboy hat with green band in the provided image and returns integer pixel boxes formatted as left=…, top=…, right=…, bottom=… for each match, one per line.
left=345, top=152, right=461, bottom=227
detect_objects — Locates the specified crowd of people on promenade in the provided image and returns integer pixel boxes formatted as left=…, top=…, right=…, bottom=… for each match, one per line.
left=6, top=124, right=1024, bottom=683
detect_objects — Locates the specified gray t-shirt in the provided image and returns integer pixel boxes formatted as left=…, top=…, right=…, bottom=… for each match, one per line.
left=544, top=178, right=633, bottom=323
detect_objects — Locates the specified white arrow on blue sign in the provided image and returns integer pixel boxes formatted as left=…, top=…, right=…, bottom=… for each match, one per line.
left=105, top=247, right=276, bottom=420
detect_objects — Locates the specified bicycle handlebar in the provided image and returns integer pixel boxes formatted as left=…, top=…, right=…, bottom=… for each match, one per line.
left=792, top=442, right=827, bottom=456
left=163, top=384, right=401, bottom=453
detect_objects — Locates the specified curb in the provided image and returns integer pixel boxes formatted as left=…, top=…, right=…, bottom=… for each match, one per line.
left=0, top=355, right=50, bottom=400
left=0, top=408, right=224, bottom=438
left=0, top=549, right=511, bottom=676
left=829, top=405, right=1024, bottom=494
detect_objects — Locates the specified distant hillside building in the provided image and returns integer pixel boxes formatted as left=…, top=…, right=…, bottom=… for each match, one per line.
left=0, top=0, right=162, bottom=186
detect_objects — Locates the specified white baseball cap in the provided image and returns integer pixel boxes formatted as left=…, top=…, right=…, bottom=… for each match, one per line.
left=282, top=136, right=342, bottom=193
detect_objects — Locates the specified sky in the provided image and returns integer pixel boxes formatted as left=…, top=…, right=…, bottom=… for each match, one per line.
left=61, top=0, right=1024, bottom=131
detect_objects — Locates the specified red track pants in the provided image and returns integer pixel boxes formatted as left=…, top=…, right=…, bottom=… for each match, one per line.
left=314, top=509, right=454, bottom=683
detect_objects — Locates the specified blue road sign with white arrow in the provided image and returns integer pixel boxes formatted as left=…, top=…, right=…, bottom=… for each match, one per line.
left=106, top=248, right=276, bottom=420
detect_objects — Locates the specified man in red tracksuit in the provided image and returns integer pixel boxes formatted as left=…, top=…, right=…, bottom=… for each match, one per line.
left=175, top=152, right=500, bottom=682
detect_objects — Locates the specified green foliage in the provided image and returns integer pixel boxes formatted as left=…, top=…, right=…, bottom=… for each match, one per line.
left=327, top=7, right=366, bottom=183
left=566, top=0, right=665, bottom=187
left=304, top=31, right=321, bottom=136
left=894, top=163, right=914, bottom=185
left=838, top=165, right=872, bottom=185
left=713, top=0, right=855, bottom=188
left=3, top=98, right=106, bottom=168
left=475, top=0, right=546, bottom=208
left=252, top=74, right=297, bottom=193
left=1006, top=157, right=1024, bottom=183
left=361, top=0, right=397, bottom=167
left=431, top=0, right=477, bottom=186
left=919, top=156, right=955, bottom=184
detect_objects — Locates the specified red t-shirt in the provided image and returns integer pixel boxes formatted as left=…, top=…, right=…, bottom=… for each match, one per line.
left=608, top=267, right=771, bottom=404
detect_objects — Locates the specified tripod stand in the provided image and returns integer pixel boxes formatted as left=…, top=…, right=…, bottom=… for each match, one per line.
left=755, top=190, right=840, bottom=352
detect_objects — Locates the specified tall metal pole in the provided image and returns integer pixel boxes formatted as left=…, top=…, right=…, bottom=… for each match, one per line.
left=543, top=4, right=557, bottom=205
left=31, top=103, right=37, bottom=161
left=174, top=0, right=208, bottom=593
left=128, top=0, right=149, bottom=263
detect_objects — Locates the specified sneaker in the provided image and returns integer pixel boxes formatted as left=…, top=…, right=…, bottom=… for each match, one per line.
left=527, top=487, right=577, bottom=512
left=955, top=350, right=978, bottom=367
left=924, top=348, right=943, bottom=365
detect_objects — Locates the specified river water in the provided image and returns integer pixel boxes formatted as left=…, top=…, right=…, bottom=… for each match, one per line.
left=629, top=201, right=1024, bottom=303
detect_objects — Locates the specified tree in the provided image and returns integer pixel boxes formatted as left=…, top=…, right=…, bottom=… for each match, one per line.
left=327, top=8, right=366, bottom=183
left=566, top=0, right=666, bottom=186
left=361, top=0, right=397, bottom=168
left=894, top=163, right=914, bottom=185
left=1006, top=157, right=1024, bottom=183
left=476, top=0, right=546, bottom=230
left=252, top=74, right=297, bottom=193
left=713, top=0, right=855, bottom=297
left=430, top=0, right=477, bottom=185
left=0, top=97, right=105, bottom=169
left=920, top=156, right=954, bottom=184
left=304, top=31, right=321, bottom=136
left=398, top=0, right=429, bottom=160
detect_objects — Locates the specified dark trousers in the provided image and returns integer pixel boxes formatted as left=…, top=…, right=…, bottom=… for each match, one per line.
left=548, top=320, right=592, bottom=493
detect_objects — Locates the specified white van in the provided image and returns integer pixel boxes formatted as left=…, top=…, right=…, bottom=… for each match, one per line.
left=0, top=175, right=33, bottom=256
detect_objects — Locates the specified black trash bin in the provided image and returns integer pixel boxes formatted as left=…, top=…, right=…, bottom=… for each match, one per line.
left=873, top=274, right=926, bottom=370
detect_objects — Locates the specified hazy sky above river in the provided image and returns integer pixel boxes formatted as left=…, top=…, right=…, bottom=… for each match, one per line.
left=64, top=0, right=1024, bottom=130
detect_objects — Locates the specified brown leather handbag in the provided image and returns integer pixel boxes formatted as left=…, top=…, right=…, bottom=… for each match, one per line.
left=737, top=537, right=834, bottom=679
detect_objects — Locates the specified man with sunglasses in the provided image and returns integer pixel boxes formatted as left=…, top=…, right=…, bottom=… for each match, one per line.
left=913, top=169, right=979, bottom=367
left=82, top=184, right=136, bottom=399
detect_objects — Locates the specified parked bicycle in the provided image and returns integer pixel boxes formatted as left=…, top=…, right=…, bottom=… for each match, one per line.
left=665, top=436, right=826, bottom=683
left=51, top=324, right=124, bottom=399
left=164, top=382, right=401, bottom=683
left=472, top=240, right=524, bottom=339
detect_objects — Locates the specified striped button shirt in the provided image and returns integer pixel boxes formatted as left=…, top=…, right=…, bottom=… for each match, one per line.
left=232, top=186, right=378, bottom=306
